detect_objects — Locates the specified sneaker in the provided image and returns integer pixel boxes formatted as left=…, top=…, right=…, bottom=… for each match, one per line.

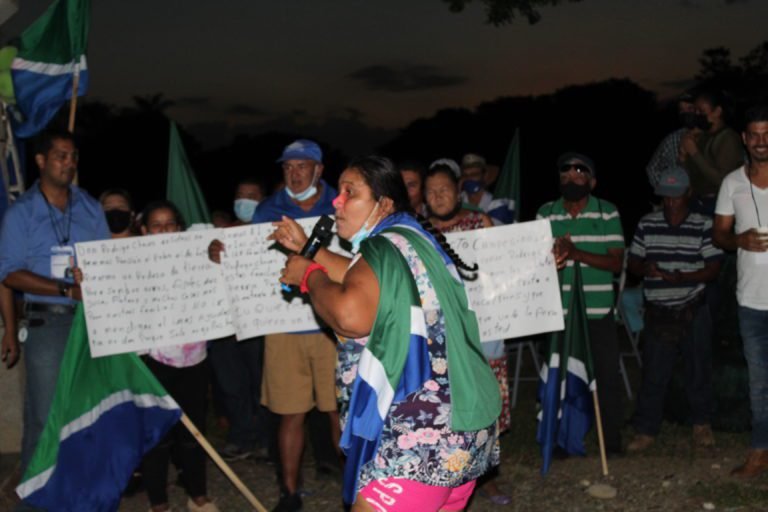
left=693, top=424, right=715, bottom=448
left=627, top=434, right=655, bottom=452
left=272, top=492, right=302, bottom=512
left=187, top=498, right=220, bottom=512
left=220, top=443, right=253, bottom=462
left=731, top=449, right=768, bottom=478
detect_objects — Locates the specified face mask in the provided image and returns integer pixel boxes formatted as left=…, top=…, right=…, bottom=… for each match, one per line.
left=285, top=168, right=318, bottom=201
left=559, top=182, right=591, bottom=202
left=680, top=112, right=700, bottom=130
left=695, top=114, right=712, bottom=131
left=349, top=201, right=381, bottom=252
left=234, top=198, right=259, bottom=223
left=105, top=209, right=132, bottom=234
left=680, top=112, right=711, bottom=131
left=462, top=179, right=484, bottom=195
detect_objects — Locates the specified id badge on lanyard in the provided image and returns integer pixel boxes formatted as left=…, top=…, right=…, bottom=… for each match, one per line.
left=50, top=245, right=75, bottom=279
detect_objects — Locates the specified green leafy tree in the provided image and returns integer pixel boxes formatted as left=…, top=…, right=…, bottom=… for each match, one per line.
left=694, top=41, right=768, bottom=115
left=441, top=0, right=583, bottom=25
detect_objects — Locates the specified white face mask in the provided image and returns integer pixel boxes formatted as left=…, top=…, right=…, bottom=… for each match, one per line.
left=233, top=198, right=259, bottom=223
left=285, top=167, right=318, bottom=201
left=349, top=201, right=381, bottom=252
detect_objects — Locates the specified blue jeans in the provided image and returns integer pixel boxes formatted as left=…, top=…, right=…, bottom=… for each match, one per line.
left=208, top=335, right=269, bottom=450
left=21, top=310, right=73, bottom=472
left=738, top=306, right=768, bottom=449
left=633, top=302, right=712, bottom=436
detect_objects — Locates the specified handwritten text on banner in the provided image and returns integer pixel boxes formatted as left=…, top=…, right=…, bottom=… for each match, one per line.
left=445, top=219, right=564, bottom=340
left=76, top=230, right=233, bottom=357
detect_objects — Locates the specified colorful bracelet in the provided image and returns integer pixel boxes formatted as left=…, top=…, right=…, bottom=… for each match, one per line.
left=300, top=262, right=328, bottom=294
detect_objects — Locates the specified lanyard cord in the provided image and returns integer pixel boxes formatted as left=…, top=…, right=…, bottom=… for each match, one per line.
left=40, top=187, right=72, bottom=245
left=748, top=167, right=763, bottom=228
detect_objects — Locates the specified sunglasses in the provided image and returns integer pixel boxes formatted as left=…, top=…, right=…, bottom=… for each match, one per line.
left=559, top=164, right=592, bottom=175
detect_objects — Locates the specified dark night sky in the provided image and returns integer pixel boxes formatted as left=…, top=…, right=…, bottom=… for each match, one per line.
left=2, top=0, right=767, bottom=153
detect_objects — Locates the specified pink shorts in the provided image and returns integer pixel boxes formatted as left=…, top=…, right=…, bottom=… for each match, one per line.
left=358, top=478, right=476, bottom=512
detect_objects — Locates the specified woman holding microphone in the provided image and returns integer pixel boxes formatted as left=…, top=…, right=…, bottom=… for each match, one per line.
left=272, top=156, right=500, bottom=512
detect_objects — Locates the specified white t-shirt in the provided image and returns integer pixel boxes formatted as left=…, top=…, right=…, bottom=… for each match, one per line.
left=715, top=166, right=768, bottom=310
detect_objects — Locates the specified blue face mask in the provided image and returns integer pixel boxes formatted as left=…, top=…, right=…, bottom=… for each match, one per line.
left=462, top=179, right=484, bottom=195
left=285, top=168, right=318, bottom=201
left=234, top=198, right=259, bottom=223
left=349, top=202, right=381, bottom=252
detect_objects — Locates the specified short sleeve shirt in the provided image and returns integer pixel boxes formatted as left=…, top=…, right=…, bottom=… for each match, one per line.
left=629, top=211, right=723, bottom=306
left=536, top=196, right=624, bottom=319
left=0, top=181, right=110, bottom=304
left=715, top=166, right=768, bottom=310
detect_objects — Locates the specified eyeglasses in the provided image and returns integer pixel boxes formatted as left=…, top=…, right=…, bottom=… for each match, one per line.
left=559, top=164, right=591, bottom=175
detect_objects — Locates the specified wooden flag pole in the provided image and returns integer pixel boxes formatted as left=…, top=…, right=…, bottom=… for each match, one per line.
left=592, top=390, right=609, bottom=476
left=66, top=69, right=79, bottom=133
left=181, top=413, right=268, bottom=512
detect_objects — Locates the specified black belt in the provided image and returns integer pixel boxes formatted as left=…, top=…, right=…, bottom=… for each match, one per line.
left=25, top=302, right=77, bottom=315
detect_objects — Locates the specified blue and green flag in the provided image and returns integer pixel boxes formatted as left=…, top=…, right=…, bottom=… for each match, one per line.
left=536, top=262, right=597, bottom=474
left=16, top=305, right=181, bottom=511
left=10, top=0, right=90, bottom=138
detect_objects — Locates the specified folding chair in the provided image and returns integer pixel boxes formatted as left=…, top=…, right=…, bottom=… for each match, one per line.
left=614, top=253, right=643, bottom=399
left=508, top=339, right=541, bottom=409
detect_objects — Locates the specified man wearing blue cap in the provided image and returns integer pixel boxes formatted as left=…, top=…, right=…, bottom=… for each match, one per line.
left=253, top=139, right=338, bottom=512
left=626, top=166, right=723, bottom=452
left=252, top=139, right=336, bottom=223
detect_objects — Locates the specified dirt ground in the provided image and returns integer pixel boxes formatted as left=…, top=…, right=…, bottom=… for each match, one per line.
left=107, top=403, right=768, bottom=512
left=2, top=344, right=767, bottom=511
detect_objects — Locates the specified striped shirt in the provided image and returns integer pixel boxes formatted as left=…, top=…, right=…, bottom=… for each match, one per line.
left=537, top=196, right=624, bottom=319
left=629, top=211, right=723, bottom=307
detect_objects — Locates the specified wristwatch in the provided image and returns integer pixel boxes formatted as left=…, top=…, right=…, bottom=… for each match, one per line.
left=57, top=281, right=70, bottom=297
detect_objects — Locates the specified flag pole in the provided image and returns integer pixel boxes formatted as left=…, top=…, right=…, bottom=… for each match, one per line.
left=592, top=390, right=609, bottom=476
left=68, top=63, right=80, bottom=184
left=66, top=66, right=79, bottom=133
left=181, top=413, right=268, bottom=512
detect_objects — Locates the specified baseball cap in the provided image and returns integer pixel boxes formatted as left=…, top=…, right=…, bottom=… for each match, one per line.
left=429, top=158, right=461, bottom=178
left=655, top=166, right=690, bottom=197
left=557, top=152, right=596, bottom=177
left=276, top=139, right=323, bottom=163
left=461, top=153, right=486, bottom=171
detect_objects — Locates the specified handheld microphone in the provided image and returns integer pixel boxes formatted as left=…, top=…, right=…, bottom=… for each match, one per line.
left=299, top=215, right=335, bottom=259
left=281, top=215, right=335, bottom=292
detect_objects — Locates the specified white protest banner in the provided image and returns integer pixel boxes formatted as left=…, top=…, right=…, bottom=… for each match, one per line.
left=76, top=230, right=234, bottom=357
left=445, top=219, right=564, bottom=340
left=220, top=217, right=350, bottom=339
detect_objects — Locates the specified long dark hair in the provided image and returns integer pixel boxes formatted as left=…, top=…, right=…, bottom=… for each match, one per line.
left=348, top=156, right=478, bottom=277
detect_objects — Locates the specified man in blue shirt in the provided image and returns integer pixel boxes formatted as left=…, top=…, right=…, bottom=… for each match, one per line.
left=210, top=139, right=337, bottom=512
left=0, top=131, right=110, bottom=472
